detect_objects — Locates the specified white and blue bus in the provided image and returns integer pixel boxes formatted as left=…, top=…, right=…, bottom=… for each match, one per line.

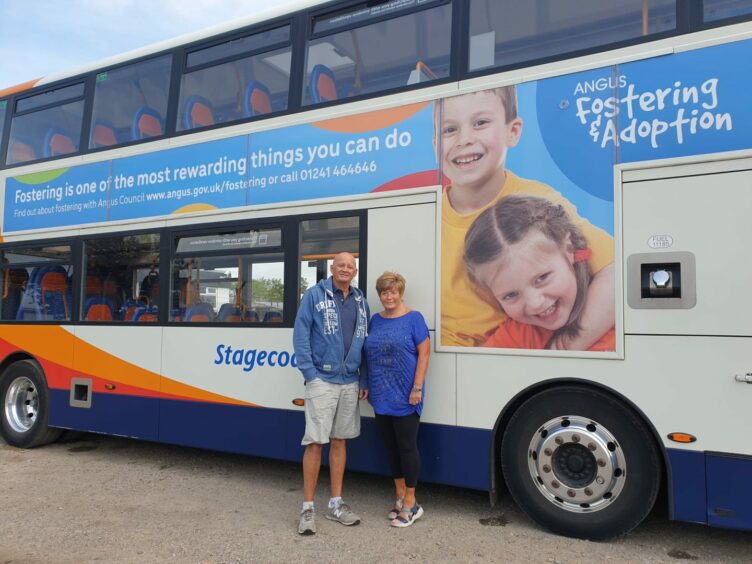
left=2, top=0, right=752, bottom=540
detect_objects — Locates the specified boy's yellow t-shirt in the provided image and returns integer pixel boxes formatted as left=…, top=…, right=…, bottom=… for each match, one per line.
left=441, top=171, right=614, bottom=347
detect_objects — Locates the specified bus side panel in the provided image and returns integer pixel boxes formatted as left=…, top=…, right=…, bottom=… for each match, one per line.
left=158, top=399, right=290, bottom=459
left=49, top=390, right=160, bottom=440
left=156, top=398, right=492, bottom=489
left=57, top=326, right=162, bottom=440
left=666, top=448, right=706, bottom=524
left=706, top=454, right=752, bottom=530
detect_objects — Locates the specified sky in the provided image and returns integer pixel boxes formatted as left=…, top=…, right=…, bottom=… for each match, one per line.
left=0, top=0, right=303, bottom=90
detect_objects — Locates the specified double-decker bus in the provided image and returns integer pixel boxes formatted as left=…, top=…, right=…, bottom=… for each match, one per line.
left=2, top=0, right=752, bottom=540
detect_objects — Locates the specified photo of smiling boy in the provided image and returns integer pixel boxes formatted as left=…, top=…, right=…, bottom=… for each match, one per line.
left=438, top=87, right=615, bottom=348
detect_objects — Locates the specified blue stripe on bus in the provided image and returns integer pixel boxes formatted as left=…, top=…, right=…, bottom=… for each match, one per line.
left=49, top=390, right=491, bottom=491
left=666, top=448, right=706, bottom=524
left=706, top=453, right=752, bottom=530
left=49, top=389, right=160, bottom=441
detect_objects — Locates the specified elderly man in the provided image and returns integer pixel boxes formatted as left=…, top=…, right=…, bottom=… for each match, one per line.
left=293, top=252, right=370, bottom=535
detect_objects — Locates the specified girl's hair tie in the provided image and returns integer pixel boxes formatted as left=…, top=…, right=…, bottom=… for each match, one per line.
left=573, top=248, right=592, bottom=263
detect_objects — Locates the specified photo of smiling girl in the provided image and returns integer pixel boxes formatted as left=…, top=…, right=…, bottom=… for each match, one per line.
left=436, top=87, right=615, bottom=350
left=463, top=194, right=615, bottom=351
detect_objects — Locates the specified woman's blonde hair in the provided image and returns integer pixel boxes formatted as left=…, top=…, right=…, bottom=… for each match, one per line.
left=375, top=271, right=406, bottom=296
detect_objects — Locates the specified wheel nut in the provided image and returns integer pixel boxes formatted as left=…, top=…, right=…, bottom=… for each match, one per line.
left=597, top=459, right=606, bottom=467
left=555, top=437, right=563, bottom=445
left=588, top=443, right=597, bottom=451
left=571, top=434, right=580, bottom=443
left=584, top=488, right=593, bottom=496
left=542, top=465, right=551, bottom=473
left=551, top=481, right=560, bottom=489
left=596, top=476, right=605, bottom=485
left=544, top=448, right=552, bottom=456
left=567, top=489, right=576, bottom=498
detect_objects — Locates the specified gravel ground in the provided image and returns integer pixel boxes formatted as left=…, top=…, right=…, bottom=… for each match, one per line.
left=1, top=433, right=751, bottom=563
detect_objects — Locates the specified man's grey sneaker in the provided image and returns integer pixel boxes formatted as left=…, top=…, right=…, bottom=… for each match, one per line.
left=325, top=502, right=361, bottom=526
left=298, top=508, right=316, bottom=535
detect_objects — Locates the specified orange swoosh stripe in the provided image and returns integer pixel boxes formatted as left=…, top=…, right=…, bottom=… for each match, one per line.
left=0, top=326, right=258, bottom=407
left=313, top=102, right=430, bottom=133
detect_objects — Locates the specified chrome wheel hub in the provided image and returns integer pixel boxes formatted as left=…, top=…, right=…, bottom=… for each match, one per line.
left=527, top=416, right=626, bottom=513
left=4, top=376, right=39, bottom=433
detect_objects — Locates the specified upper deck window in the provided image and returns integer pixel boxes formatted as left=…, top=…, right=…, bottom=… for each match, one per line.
left=704, top=0, right=752, bottom=22
left=88, top=55, right=172, bottom=150
left=0, top=100, right=7, bottom=151
left=186, top=25, right=290, bottom=67
left=6, top=84, right=85, bottom=166
left=304, top=0, right=452, bottom=106
left=178, top=25, right=292, bottom=132
left=467, top=0, right=677, bottom=73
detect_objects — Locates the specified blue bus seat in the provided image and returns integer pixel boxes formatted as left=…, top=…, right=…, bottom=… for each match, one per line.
left=90, top=119, right=118, bottom=148
left=184, top=303, right=215, bottom=322
left=83, top=296, right=115, bottom=321
left=182, top=95, right=216, bottom=130
left=131, top=106, right=164, bottom=140
left=2, top=268, right=28, bottom=320
left=43, top=128, right=77, bottom=158
left=7, top=138, right=38, bottom=164
left=132, top=306, right=158, bottom=322
left=263, top=310, right=282, bottom=323
left=310, top=64, right=337, bottom=104
left=38, top=267, right=70, bottom=320
left=243, top=81, right=272, bottom=117
left=217, top=303, right=242, bottom=322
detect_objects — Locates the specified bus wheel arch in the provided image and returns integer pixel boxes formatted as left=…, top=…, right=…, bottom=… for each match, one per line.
left=0, top=355, right=62, bottom=448
left=491, top=380, right=667, bottom=540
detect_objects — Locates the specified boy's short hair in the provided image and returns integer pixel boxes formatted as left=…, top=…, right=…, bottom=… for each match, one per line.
left=434, top=85, right=518, bottom=126
left=375, top=271, right=406, bottom=296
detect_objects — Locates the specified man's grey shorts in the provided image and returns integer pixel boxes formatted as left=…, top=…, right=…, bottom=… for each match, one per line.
left=301, top=379, right=360, bottom=446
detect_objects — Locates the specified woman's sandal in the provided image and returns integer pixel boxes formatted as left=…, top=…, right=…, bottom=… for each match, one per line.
left=388, top=498, right=404, bottom=520
left=390, top=503, right=424, bottom=528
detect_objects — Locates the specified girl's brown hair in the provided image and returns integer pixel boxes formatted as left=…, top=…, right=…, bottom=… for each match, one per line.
left=463, top=195, right=591, bottom=346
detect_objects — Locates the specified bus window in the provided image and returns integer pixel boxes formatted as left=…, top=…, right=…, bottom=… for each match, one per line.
left=170, top=253, right=284, bottom=323
left=0, top=100, right=7, bottom=153
left=468, top=0, right=677, bottom=72
left=6, top=84, right=85, bottom=166
left=0, top=244, right=72, bottom=321
left=88, top=55, right=172, bottom=149
left=704, top=0, right=752, bottom=22
left=171, top=227, right=284, bottom=323
left=304, top=1, right=452, bottom=106
left=178, top=25, right=291, bottom=131
left=81, top=234, right=160, bottom=322
left=299, top=216, right=360, bottom=299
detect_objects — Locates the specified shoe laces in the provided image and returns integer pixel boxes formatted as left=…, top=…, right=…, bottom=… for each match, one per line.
left=334, top=502, right=351, bottom=516
left=301, top=508, right=314, bottom=521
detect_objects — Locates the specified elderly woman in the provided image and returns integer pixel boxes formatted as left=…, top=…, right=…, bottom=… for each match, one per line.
left=364, top=271, right=430, bottom=527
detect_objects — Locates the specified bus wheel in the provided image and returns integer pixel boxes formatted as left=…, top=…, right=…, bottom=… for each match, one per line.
left=501, top=386, right=661, bottom=540
left=0, top=360, right=62, bottom=448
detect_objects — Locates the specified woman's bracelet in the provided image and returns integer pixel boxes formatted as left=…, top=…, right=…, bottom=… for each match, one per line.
left=412, top=386, right=422, bottom=392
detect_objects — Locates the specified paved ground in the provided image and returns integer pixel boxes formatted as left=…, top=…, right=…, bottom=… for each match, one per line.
left=1, top=433, right=750, bottom=563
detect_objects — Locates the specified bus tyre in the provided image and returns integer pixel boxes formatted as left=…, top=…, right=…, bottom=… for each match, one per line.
left=501, top=386, right=661, bottom=540
left=0, top=360, right=62, bottom=448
